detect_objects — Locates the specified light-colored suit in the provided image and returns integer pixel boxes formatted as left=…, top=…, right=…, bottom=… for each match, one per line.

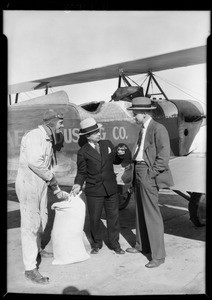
left=15, top=125, right=54, bottom=270
left=132, top=119, right=174, bottom=260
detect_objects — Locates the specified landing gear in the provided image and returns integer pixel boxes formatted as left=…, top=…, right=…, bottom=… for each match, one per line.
left=173, top=190, right=206, bottom=227
left=188, top=193, right=206, bottom=227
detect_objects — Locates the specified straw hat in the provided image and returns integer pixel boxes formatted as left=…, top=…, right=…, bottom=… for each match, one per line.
left=79, top=117, right=102, bottom=135
left=127, top=97, right=156, bottom=110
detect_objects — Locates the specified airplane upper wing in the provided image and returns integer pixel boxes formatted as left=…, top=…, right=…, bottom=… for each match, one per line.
left=8, top=45, right=206, bottom=95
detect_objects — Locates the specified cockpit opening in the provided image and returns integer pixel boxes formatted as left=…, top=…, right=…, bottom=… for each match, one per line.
left=80, top=101, right=104, bottom=112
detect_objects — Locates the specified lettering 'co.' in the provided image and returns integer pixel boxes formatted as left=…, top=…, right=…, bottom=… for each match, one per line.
left=8, top=126, right=128, bottom=148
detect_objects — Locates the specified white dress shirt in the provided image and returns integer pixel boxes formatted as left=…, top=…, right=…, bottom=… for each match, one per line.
left=134, top=117, right=152, bottom=161
left=88, top=141, right=96, bottom=149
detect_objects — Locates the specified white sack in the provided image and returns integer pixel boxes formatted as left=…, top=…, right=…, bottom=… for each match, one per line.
left=51, top=193, right=90, bottom=265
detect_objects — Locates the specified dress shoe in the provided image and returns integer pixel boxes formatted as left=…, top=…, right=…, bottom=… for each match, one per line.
left=126, top=247, right=140, bottom=254
left=145, top=258, right=165, bottom=268
left=113, top=248, right=125, bottom=254
left=39, top=250, right=54, bottom=258
left=90, top=247, right=99, bottom=254
left=25, top=268, right=49, bottom=284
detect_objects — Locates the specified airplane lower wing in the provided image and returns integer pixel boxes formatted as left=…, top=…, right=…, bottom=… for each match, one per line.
left=169, top=156, right=206, bottom=194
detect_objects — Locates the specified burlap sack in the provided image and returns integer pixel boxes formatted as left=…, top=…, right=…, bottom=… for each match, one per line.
left=51, top=193, right=90, bottom=265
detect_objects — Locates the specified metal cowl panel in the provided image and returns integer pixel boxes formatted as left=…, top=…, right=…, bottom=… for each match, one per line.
left=168, top=99, right=204, bottom=156
left=169, top=99, right=204, bottom=119
left=152, top=100, right=178, bottom=119
left=151, top=99, right=205, bottom=156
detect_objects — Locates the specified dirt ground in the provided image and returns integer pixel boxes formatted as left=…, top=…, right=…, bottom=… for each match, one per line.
left=6, top=183, right=206, bottom=296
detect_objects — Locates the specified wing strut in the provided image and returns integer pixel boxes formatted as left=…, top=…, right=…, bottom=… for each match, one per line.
left=115, top=70, right=169, bottom=101
left=145, top=71, right=168, bottom=100
left=119, top=69, right=132, bottom=87
left=15, top=93, right=19, bottom=104
left=45, top=87, right=49, bottom=95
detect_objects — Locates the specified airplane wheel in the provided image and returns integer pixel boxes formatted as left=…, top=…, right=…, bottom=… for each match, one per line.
left=188, top=193, right=206, bottom=227
left=118, top=185, right=132, bottom=210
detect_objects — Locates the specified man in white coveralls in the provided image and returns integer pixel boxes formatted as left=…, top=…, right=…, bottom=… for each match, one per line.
left=15, top=109, right=70, bottom=284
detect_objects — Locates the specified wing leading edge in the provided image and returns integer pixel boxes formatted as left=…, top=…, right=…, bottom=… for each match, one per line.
left=8, top=45, right=206, bottom=95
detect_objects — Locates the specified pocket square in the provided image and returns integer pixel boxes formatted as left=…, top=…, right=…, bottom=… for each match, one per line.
left=108, top=147, right=111, bottom=154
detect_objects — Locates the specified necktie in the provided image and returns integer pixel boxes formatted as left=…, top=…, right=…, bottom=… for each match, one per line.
left=133, top=127, right=144, bottom=160
left=94, top=142, right=100, bottom=154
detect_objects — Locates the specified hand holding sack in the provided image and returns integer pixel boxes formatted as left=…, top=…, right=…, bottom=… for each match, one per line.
left=54, top=190, right=70, bottom=201
left=51, top=192, right=90, bottom=265
left=47, top=175, right=70, bottom=201
left=71, top=184, right=81, bottom=196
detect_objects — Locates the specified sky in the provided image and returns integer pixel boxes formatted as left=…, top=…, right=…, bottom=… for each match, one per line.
left=3, top=10, right=210, bottom=111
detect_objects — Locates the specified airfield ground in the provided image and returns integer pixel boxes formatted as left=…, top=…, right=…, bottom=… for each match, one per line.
left=6, top=183, right=207, bottom=296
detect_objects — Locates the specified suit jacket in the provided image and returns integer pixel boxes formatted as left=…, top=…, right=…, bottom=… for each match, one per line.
left=132, top=119, right=174, bottom=189
left=74, top=140, right=123, bottom=197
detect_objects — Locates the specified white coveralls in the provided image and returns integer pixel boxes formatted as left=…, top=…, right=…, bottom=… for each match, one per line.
left=15, top=125, right=55, bottom=271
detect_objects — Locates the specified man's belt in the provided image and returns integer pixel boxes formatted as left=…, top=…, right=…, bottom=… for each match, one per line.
left=133, top=160, right=147, bottom=165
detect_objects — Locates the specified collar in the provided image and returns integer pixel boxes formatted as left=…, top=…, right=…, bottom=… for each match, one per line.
left=39, top=125, right=53, bottom=142
left=143, top=116, right=152, bottom=129
left=88, top=141, right=98, bottom=148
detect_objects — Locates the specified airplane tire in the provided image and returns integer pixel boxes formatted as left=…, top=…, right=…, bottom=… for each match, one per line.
left=188, top=193, right=206, bottom=227
left=118, top=185, right=132, bottom=210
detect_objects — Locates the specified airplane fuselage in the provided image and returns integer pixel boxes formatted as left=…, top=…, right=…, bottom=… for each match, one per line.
left=8, top=91, right=205, bottom=186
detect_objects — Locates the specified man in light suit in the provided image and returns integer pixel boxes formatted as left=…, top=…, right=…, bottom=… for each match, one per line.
left=71, top=117, right=126, bottom=255
left=126, top=97, right=174, bottom=268
left=15, top=109, right=70, bottom=284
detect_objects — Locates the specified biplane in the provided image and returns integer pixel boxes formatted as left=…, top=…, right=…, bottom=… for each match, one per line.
left=8, top=45, right=206, bottom=227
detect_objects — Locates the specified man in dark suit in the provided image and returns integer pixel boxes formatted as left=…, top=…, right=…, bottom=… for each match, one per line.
left=71, top=117, right=126, bottom=255
left=126, top=97, right=174, bottom=268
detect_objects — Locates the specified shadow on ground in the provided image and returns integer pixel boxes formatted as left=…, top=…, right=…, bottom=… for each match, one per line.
left=7, top=184, right=206, bottom=244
